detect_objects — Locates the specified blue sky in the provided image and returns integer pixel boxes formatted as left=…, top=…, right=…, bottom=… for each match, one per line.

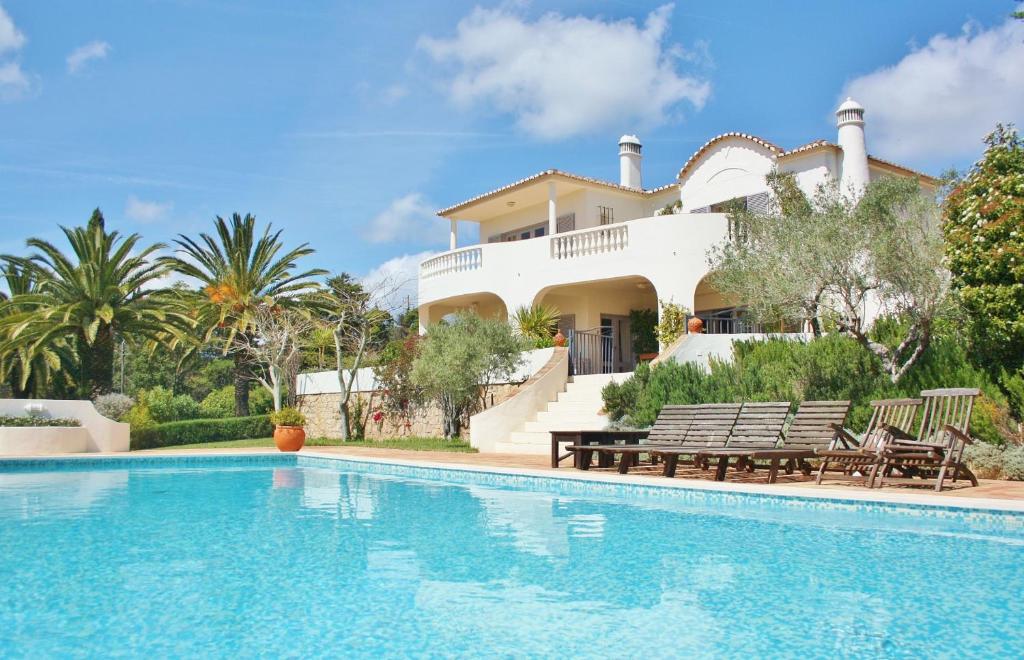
left=0, top=1, right=1021, bottom=298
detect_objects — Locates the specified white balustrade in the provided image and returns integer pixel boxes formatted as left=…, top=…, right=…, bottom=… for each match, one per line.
left=550, top=224, right=629, bottom=260
left=419, top=247, right=484, bottom=279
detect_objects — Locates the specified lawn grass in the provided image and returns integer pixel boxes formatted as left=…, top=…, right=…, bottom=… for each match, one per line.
left=148, top=436, right=477, bottom=452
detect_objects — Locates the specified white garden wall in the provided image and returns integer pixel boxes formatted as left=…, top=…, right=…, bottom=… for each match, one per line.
left=0, top=399, right=130, bottom=455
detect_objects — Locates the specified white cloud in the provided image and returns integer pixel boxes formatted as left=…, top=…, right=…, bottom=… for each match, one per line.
left=66, top=40, right=111, bottom=74
left=842, top=14, right=1024, bottom=162
left=0, top=4, right=31, bottom=101
left=364, top=192, right=447, bottom=244
left=418, top=4, right=710, bottom=140
left=125, top=196, right=172, bottom=223
left=381, top=83, right=408, bottom=104
left=361, top=251, right=436, bottom=309
left=0, top=60, right=28, bottom=99
left=0, top=4, right=25, bottom=54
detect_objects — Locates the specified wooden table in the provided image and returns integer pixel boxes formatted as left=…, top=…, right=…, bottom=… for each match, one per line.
left=549, top=430, right=649, bottom=468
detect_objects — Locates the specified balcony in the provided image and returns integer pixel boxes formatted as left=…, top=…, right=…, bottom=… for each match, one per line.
left=418, top=212, right=731, bottom=314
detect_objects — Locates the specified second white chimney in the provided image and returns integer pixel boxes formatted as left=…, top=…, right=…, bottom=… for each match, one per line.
left=619, top=134, right=642, bottom=189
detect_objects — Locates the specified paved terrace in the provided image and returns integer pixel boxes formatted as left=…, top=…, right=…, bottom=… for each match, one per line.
left=131, top=445, right=1024, bottom=505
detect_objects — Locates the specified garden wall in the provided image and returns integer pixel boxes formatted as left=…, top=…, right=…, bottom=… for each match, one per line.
left=0, top=399, right=130, bottom=454
left=297, top=384, right=520, bottom=440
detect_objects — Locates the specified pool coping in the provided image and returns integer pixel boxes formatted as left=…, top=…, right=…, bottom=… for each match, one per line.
left=5, top=448, right=1024, bottom=514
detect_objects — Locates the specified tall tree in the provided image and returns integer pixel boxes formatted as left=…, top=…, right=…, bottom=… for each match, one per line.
left=709, top=174, right=948, bottom=382
left=166, top=213, right=325, bottom=416
left=0, top=262, right=76, bottom=397
left=313, top=273, right=400, bottom=440
left=0, top=210, right=182, bottom=397
left=943, top=125, right=1024, bottom=373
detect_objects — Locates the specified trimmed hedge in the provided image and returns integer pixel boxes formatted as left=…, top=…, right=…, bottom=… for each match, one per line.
left=0, top=415, right=81, bottom=427
left=131, top=414, right=272, bottom=450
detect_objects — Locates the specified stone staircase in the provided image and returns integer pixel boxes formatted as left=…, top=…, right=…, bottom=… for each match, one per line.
left=491, top=372, right=631, bottom=455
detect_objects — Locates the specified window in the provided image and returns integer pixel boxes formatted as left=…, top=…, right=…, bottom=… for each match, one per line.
left=598, top=206, right=615, bottom=225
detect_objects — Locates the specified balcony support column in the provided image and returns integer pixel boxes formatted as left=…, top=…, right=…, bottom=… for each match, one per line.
left=547, top=181, right=557, bottom=235
left=449, top=218, right=458, bottom=251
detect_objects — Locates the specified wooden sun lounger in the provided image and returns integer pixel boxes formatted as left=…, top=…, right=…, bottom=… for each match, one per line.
left=686, top=400, right=852, bottom=483
left=876, top=387, right=980, bottom=491
left=566, top=404, right=702, bottom=473
left=655, top=402, right=790, bottom=480
left=815, top=397, right=922, bottom=487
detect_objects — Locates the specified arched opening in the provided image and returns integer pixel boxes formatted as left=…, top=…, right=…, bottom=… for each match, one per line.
left=534, top=276, right=657, bottom=374
left=693, top=275, right=795, bottom=334
left=419, top=292, right=508, bottom=332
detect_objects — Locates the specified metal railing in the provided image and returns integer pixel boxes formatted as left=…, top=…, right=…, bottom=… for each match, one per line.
left=419, top=247, right=483, bottom=279
left=568, top=328, right=614, bottom=376
left=550, top=224, right=628, bottom=260
left=698, top=311, right=765, bottom=335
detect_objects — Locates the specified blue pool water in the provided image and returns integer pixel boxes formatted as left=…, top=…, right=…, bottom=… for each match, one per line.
left=0, top=455, right=1022, bottom=658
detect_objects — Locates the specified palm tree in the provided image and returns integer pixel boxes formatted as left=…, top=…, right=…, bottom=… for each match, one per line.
left=165, top=213, right=326, bottom=416
left=0, top=209, right=185, bottom=397
left=0, top=261, right=77, bottom=397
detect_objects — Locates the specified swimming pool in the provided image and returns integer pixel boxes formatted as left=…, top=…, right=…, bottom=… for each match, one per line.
left=1, top=454, right=1021, bottom=658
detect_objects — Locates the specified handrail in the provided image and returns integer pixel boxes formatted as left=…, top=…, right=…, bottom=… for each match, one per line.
left=550, top=224, right=628, bottom=260
left=420, top=247, right=483, bottom=279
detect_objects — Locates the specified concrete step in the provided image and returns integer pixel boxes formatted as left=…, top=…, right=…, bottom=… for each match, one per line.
left=493, top=431, right=553, bottom=455
left=570, top=373, right=631, bottom=387
left=556, top=390, right=609, bottom=403
left=543, top=401, right=603, bottom=413
left=523, top=418, right=608, bottom=433
left=533, top=410, right=607, bottom=425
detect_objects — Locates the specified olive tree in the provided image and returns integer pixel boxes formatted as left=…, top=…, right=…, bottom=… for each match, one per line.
left=709, top=173, right=948, bottom=383
left=410, top=312, right=529, bottom=439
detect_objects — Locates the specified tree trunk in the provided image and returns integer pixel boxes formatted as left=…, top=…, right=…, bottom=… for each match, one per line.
left=78, top=327, right=115, bottom=398
left=233, top=351, right=250, bottom=417
left=339, top=402, right=351, bottom=441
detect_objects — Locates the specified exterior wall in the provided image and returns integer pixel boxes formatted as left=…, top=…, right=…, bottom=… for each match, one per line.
left=779, top=150, right=838, bottom=196
left=419, top=213, right=732, bottom=328
left=0, top=427, right=91, bottom=456
left=0, top=399, right=130, bottom=453
left=679, top=137, right=778, bottom=211
left=297, top=385, right=519, bottom=440
left=295, top=348, right=555, bottom=439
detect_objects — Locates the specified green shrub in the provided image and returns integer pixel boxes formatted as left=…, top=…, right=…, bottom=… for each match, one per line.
left=139, top=386, right=200, bottom=423
left=269, top=407, right=305, bottom=427
left=603, top=333, right=1018, bottom=442
left=1003, top=446, right=1024, bottom=481
left=0, top=415, right=80, bottom=427
left=629, top=308, right=658, bottom=355
left=199, top=385, right=273, bottom=418
left=93, top=393, right=135, bottom=421
left=130, top=415, right=272, bottom=450
left=964, top=443, right=1006, bottom=479
left=655, top=300, right=689, bottom=345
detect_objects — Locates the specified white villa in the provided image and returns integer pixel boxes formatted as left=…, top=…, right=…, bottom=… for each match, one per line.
left=418, top=98, right=937, bottom=375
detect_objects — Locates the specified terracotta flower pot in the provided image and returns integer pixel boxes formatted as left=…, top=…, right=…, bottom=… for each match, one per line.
left=273, top=425, right=306, bottom=452
left=638, top=352, right=659, bottom=361
left=553, top=330, right=566, bottom=347
left=687, top=317, right=705, bottom=334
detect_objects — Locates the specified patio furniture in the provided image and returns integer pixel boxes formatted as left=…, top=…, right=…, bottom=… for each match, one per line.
left=876, top=387, right=981, bottom=491
left=550, top=430, right=649, bottom=468
left=656, top=402, right=790, bottom=480
left=815, top=397, right=922, bottom=487
left=693, top=400, right=852, bottom=483
left=566, top=404, right=702, bottom=473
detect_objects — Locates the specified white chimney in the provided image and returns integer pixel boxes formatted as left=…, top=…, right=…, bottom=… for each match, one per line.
left=836, top=97, right=869, bottom=198
left=619, top=134, right=642, bottom=189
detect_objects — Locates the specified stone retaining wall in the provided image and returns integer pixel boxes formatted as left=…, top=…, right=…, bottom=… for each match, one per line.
left=297, top=383, right=520, bottom=440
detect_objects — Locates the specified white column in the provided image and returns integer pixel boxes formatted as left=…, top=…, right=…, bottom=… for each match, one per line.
left=547, top=181, right=557, bottom=235
left=449, top=219, right=457, bottom=251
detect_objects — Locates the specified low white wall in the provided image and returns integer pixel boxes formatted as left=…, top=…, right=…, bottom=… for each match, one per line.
left=665, top=333, right=812, bottom=370
left=470, top=348, right=569, bottom=453
left=295, top=348, right=555, bottom=396
left=0, top=399, right=130, bottom=454
left=0, top=427, right=90, bottom=455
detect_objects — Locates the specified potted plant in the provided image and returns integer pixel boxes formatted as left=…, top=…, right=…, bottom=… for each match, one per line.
left=270, top=407, right=307, bottom=452
left=629, top=308, right=659, bottom=361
